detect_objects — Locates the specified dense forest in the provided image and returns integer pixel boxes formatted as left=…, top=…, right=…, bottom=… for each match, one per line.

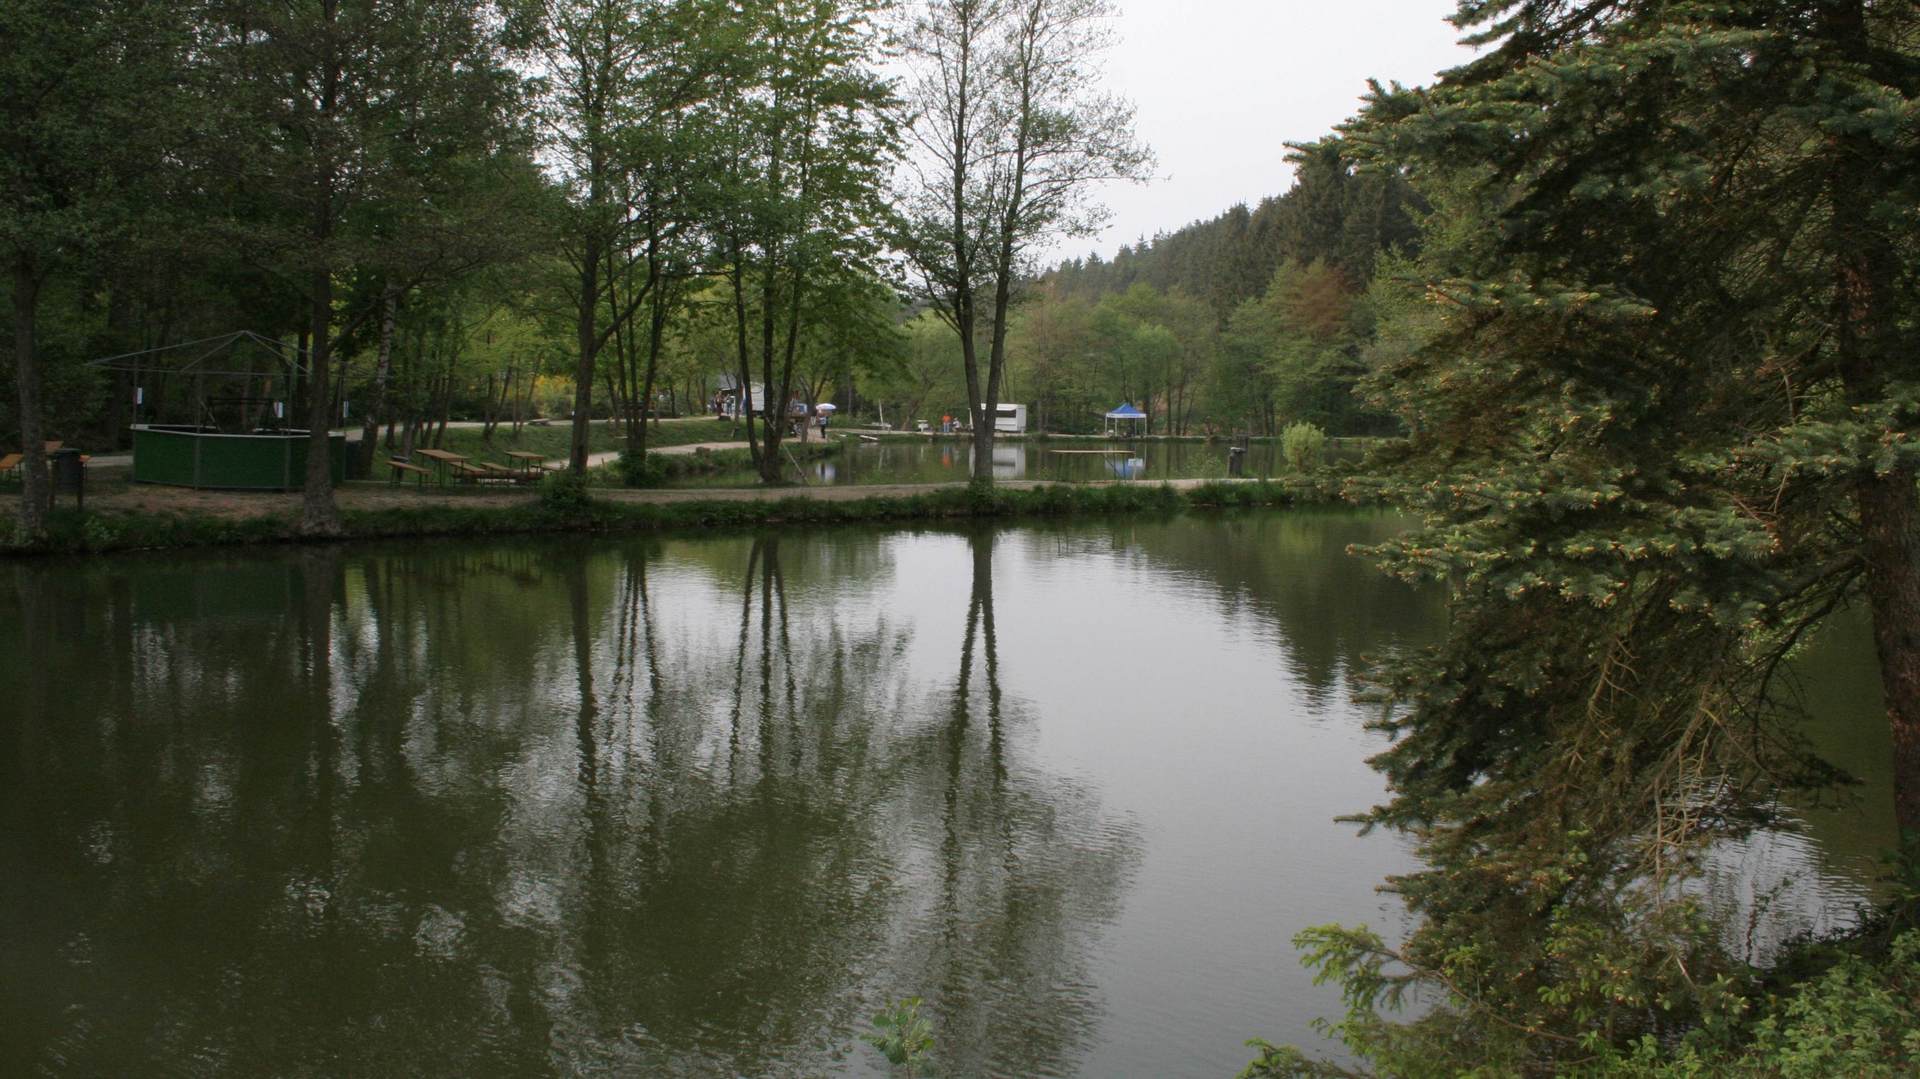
left=1007, top=142, right=1422, bottom=437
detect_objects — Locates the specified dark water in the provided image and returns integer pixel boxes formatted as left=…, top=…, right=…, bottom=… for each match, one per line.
left=0, top=512, right=1893, bottom=1076
left=687, top=438, right=1360, bottom=487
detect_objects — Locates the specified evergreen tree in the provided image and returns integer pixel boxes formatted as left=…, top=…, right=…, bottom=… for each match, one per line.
left=1261, top=0, right=1920, bottom=1071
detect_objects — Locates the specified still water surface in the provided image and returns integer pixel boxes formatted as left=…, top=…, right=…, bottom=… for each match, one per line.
left=0, top=511, right=1892, bottom=1076
left=693, top=439, right=1350, bottom=487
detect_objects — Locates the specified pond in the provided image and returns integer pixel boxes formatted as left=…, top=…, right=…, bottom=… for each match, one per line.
left=678, top=437, right=1364, bottom=488
left=0, top=511, right=1893, bottom=1076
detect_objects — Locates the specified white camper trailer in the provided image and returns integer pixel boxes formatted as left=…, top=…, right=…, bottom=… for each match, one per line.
left=979, top=403, right=1027, bottom=434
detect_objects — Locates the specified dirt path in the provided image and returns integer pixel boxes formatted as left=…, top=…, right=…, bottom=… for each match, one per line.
left=566, top=441, right=752, bottom=469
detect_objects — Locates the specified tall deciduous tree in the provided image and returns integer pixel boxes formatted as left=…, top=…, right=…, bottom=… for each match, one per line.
left=535, top=0, right=717, bottom=474
left=200, top=0, right=525, bottom=532
left=709, top=0, right=895, bottom=484
left=2, top=0, right=186, bottom=539
left=898, top=0, right=1150, bottom=482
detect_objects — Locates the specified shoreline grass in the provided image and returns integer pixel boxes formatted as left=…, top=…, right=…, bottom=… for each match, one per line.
left=4, top=478, right=1339, bottom=558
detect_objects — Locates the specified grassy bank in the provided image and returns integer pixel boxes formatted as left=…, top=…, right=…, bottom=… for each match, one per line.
left=4, top=478, right=1334, bottom=557
left=376, top=416, right=752, bottom=467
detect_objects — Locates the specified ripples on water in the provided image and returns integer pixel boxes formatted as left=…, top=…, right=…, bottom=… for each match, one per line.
left=0, top=513, right=1892, bottom=1076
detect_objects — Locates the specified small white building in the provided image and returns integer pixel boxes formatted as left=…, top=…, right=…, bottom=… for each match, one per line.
left=979, top=402, right=1027, bottom=434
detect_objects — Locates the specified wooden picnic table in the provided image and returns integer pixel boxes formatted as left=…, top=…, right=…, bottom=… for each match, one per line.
left=2, top=442, right=69, bottom=481
left=412, top=448, right=468, bottom=485
left=504, top=450, right=546, bottom=474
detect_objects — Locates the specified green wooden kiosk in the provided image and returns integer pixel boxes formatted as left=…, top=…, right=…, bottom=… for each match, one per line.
left=91, top=331, right=349, bottom=490
left=130, top=425, right=346, bottom=490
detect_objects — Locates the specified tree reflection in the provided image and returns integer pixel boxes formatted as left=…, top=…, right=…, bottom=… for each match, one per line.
left=0, top=533, right=1139, bottom=1076
left=886, top=526, right=1137, bottom=1078
left=1113, top=510, right=1443, bottom=700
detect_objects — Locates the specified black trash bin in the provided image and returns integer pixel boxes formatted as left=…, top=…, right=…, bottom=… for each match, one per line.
left=49, top=448, right=85, bottom=511
left=1227, top=446, right=1246, bottom=478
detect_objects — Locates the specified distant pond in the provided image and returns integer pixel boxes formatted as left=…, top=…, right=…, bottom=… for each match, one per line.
left=678, top=437, right=1365, bottom=488
left=0, top=511, right=1893, bottom=1076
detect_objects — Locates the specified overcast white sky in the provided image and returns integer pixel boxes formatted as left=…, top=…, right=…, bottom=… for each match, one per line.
left=1057, top=0, right=1477, bottom=262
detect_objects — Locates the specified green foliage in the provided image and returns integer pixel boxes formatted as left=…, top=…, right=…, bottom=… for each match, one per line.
left=1726, top=930, right=1920, bottom=1078
left=867, top=312, right=972, bottom=429
left=538, top=471, right=595, bottom=515
left=1045, top=139, right=1423, bottom=319
left=896, top=0, right=1151, bottom=477
left=863, top=997, right=936, bottom=1076
left=1253, top=926, right=1920, bottom=1078
left=1249, top=0, right=1920, bottom=1073
left=1280, top=423, right=1326, bottom=471
left=617, top=449, right=669, bottom=488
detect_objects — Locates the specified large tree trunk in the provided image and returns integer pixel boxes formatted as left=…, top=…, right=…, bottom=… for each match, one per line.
left=755, top=235, right=785, bottom=485
left=356, top=282, right=397, bottom=473
left=635, top=266, right=668, bottom=460
left=1858, top=470, right=1920, bottom=837
left=300, top=16, right=343, bottom=536
left=11, top=257, right=49, bottom=540
left=727, top=249, right=760, bottom=473
left=975, top=240, right=1018, bottom=483
left=1827, top=0, right=1919, bottom=839
left=301, top=261, right=342, bottom=534
left=570, top=234, right=600, bottom=474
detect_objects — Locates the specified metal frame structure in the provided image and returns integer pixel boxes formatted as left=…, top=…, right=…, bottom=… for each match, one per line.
left=88, top=331, right=312, bottom=433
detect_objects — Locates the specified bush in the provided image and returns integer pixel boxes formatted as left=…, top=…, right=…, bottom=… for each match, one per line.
left=539, top=470, right=595, bottom=514
left=1281, top=422, right=1327, bottom=471
left=618, top=449, right=669, bottom=488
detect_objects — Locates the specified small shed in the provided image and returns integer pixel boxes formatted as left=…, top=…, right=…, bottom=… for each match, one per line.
left=1104, top=401, right=1148, bottom=438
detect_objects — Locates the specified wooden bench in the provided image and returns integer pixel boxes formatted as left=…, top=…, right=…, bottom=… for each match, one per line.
left=388, top=459, right=434, bottom=487
left=450, top=462, right=508, bottom=485
left=476, top=461, right=539, bottom=485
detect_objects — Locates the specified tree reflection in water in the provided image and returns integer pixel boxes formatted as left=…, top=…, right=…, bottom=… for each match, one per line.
left=0, top=533, right=1137, bottom=1077
left=898, top=527, right=1139, bottom=1078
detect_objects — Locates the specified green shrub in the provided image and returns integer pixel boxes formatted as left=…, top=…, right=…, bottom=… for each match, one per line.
left=82, top=514, right=123, bottom=550
left=618, top=449, right=669, bottom=488
left=539, top=470, right=595, bottom=514
left=1281, top=422, right=1327, bottom=471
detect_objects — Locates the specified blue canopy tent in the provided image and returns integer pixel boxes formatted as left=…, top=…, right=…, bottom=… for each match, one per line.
left=1103, top=401, right=1147, bottom=438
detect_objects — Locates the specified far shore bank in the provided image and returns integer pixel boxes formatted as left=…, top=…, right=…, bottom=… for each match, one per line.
left=3, top=476, right=1344, bottom=558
